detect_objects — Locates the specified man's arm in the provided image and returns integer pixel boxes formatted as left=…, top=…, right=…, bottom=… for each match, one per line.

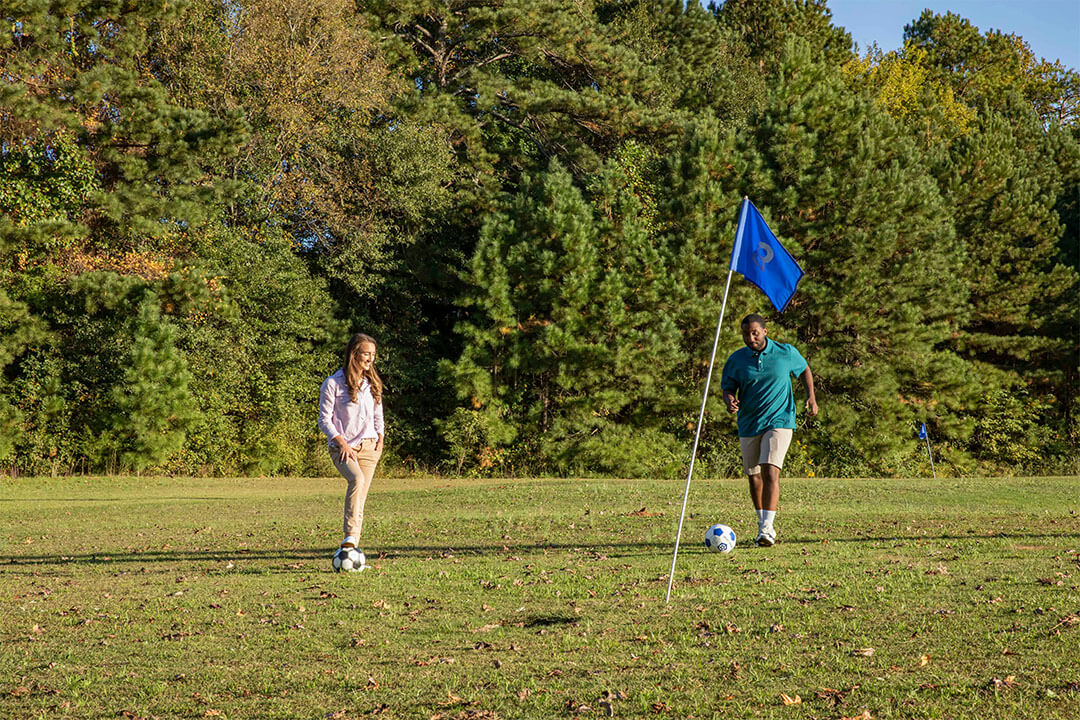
left=800, top=366, right=818, bottom=416
left=723, top=389, right=739, bottom=414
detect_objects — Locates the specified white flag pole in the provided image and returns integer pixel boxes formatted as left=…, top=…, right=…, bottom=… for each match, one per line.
left=666, top=198, right=750, bottom=604
left=924, top=434, right=936, bottom=480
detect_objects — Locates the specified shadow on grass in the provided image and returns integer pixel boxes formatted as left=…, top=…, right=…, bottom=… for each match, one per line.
left=2, top=530, right=1074, bottom=568
left=0, top=497, right=237, bottom=503
left=1, top=541, right=655, bottom=567
left=524, top=614, right=578, bottom=627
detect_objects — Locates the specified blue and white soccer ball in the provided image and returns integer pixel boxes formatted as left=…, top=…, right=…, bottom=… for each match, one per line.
left=704, top=523, right=737, bottom=553
left=332, top=546, right=366, bottom=572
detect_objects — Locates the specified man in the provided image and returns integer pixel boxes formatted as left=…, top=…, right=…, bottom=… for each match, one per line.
left=720, top=314, right=817, bottom=547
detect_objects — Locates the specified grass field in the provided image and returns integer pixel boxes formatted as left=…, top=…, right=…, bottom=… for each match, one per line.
left=2, top=474, right=1078, bottom=720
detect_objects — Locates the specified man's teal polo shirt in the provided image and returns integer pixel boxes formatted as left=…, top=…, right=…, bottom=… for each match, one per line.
left=720, top=338, right=807, bottom=438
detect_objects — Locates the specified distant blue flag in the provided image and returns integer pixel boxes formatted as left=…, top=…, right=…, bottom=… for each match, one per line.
left=730, top=198, right=804, bottom=313
left=919, top=422, right=928, bottom=440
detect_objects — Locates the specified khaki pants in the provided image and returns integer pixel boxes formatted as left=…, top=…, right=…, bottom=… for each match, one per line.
left=330, top=438, right=382, bottom=539
left=739, top=428, right=793, bottom=476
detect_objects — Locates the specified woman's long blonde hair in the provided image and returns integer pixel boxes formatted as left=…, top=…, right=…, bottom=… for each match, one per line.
left=343, top=333, right=382, bottom=405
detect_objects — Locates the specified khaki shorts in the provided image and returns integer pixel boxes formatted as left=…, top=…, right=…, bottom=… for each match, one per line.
left=739, top=428, right=794, bottom=476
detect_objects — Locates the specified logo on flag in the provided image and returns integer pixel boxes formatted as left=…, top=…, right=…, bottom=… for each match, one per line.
left=730, top=198, right=804, bottom=313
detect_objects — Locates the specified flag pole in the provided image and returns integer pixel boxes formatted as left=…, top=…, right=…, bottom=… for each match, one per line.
left=666, top=198, right=750, bottom=603
left=924, top=434, right=936, bottom=480
left=665, top=269, right=734, bottom=603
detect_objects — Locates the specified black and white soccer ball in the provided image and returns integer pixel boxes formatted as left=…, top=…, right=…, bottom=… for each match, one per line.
left=332, top=546, right=366, bottom=572
left=704, top=523, right=737, bottom=553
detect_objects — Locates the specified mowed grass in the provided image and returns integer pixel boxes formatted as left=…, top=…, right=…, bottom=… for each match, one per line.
left=2, top=475, right=1078, bottom=720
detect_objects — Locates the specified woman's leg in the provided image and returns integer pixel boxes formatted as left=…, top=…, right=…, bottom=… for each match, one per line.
left=332, top=450, right=367, bottom=541
left=348, top=440, right=383, bottom=539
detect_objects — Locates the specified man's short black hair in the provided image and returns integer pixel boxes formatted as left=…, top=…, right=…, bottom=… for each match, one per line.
left=741, top=313, right=767, bottom=328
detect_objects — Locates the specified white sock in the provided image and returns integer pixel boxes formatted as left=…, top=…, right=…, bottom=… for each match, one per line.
left=343, top=535, right=357, bottom=546
left=756, top=509, right=765, bottom=527
left=762, top=510, right=776, bottom=530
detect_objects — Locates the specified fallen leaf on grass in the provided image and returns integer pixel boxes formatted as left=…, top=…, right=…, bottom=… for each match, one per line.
left=919, top=655, right=930, bottom=666
left=517, top=689, right=530, bottom=702
left=437, top=692, right=467, bottom=707
left=626, top=507, right=663, bottom=517
left=989, top=676, right=1019, bottom=690
left=780, top=692, right=802, bottom=705
left=203, top=711, right=222, bottom=718
left=815, top=687, right=851, bottom=706
left=10, top=686, right=30, bottom=697
left=850, top=647, right=875, bottom=657
left=1049, top=613, right=1080, bottom=635
left=840, top=712, right=872, bottom=720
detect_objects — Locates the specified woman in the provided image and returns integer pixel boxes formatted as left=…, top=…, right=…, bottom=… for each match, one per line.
left=318, top=333, right=385, bottom=551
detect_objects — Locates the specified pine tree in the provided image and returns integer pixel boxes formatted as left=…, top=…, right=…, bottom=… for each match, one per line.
left=904, top=10, right=1080, bottom=126
left=0, top=290, right=46, bottom=461
left=900, top=11, right=1080, bottom=470
left=715, top=0, right=854, bottom=73
left=0, top=1, right=241, bottom=250
left=596, top=0, right=766, bottom=127
left=664, top=42, right=977, bottom=475
left=361, top=0, right=764, bottom=464
left=108, top=295, right=196, bottom=471
left=447, top=159, right=685, bottom=475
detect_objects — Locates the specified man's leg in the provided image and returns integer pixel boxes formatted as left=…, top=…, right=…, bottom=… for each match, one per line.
left=758, top=463, right=780, bottom=546
left=748, top=472, right=764, bottom=511
left=741, top=435, right=765, bottom=538
left=760, top=463, right=780, bottom=511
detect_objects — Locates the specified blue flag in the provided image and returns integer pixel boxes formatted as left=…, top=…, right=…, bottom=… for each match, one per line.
left=730, top=198, right=804, bottom=313
left=919, top=422, right=928, bottom=440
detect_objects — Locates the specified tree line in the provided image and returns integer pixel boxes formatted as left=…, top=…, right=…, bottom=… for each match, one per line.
left=1, top=0, right=1077, bottom=478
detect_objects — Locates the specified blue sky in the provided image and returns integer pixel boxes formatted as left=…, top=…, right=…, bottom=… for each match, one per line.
left=825, top=0, right=1080, bottom=69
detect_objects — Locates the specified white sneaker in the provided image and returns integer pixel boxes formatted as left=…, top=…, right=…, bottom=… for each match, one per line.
left=757, top=526, right=776, bottom=547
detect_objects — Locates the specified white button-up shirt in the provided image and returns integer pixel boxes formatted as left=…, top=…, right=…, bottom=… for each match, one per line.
left=318, top=369, right=384, bottom=448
